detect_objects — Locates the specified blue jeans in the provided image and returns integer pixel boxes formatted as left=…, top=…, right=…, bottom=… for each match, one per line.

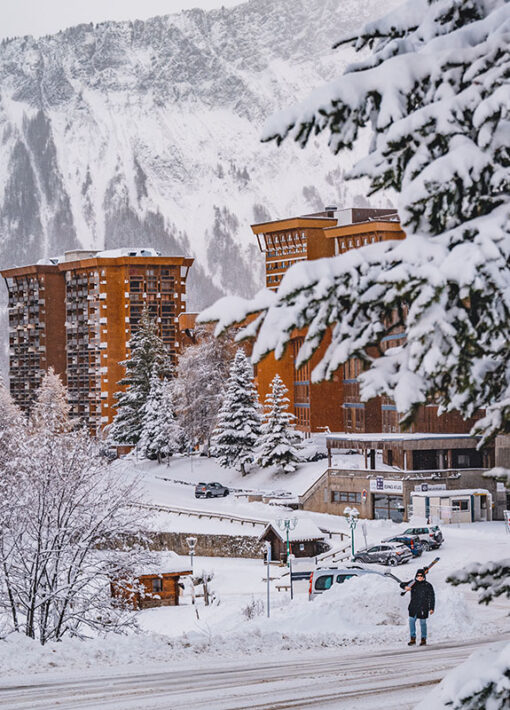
left=409, top=616, right=427, bottom=639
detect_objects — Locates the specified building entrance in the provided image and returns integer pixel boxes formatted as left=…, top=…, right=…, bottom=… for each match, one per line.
left=373, top=494, right=405, bottom=523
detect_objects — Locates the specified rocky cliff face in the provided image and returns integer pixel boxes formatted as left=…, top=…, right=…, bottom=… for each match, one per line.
left=0, top=0, right=397, bottom=313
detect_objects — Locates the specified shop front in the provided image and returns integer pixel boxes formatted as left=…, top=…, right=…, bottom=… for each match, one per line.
left=370, top=477, right=405, bottom=522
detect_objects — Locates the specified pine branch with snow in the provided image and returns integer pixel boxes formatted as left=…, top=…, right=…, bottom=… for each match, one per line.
left=211, top=349, right=262, bottom=475
left=200, top=0, right=510, bottom=443
left=257, top=374, right=303, bottom=473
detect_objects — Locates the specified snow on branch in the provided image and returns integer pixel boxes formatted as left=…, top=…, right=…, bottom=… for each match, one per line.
left=200, top=0, right=510, bottom=442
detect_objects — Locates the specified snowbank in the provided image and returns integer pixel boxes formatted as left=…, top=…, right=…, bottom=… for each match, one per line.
left=0, top=575, right=498, bottom=679
left=416, top=640, right=510, bottom=709
left=247, top=574, right=475, bottom=645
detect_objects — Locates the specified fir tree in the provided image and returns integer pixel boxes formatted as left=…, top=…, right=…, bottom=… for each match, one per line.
left=257, top=374, right=303, bottom=473
left=138, top=374, right=182, bottom=464
left=199, top=2, right=510, bottom=704
left=202, top=0, right=510, bottom=443
left=109, top=309, right=173, bottom=446
left=211, top=349, right=262, bottom=475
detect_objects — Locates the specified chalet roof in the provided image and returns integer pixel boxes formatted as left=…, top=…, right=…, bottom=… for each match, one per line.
left=259, top=518, right=326, bottom=543
left=132, top=552, right=192, bottom=577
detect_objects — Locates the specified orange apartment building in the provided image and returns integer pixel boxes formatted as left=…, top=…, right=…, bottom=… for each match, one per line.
left=2, top=248, right=193, bottom=433
left=252, top=207, right=476, bottom=437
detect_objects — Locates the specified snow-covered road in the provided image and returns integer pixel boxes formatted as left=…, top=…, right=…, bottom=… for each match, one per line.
left=1, top=636, right=505, bottom=710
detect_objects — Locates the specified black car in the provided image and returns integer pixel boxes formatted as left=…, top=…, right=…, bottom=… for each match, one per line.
left=382, top=535, right=423, bottom=557
left=195, top=482, right=230, bottom=498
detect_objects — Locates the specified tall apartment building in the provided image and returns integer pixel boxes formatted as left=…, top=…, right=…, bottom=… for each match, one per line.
left=252, top=206, right=476, bottom=437
left=2, top=248, right=193, bottom=433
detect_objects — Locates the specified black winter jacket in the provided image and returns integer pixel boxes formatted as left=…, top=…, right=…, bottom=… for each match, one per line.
left=400, top=579, right=435, bottom=619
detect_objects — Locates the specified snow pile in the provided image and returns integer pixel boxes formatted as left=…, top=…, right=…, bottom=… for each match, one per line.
left=248, top=575, right=474, bottom=645
left=416, top=640, right=510, bottom=710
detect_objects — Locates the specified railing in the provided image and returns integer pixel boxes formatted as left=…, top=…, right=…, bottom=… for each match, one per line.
left=134, top=502, right=268, bottom=528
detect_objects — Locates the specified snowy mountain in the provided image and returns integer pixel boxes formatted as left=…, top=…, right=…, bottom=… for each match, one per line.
left=0, top=0, right=398, bottom=310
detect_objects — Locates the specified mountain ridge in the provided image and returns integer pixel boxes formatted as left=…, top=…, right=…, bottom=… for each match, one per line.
left=0, top=0, right=399, bottom=314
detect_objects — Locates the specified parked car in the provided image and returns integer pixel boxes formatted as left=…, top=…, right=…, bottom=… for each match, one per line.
left=309, top=566, right=391, bottom=600
left=195, top=482, right=230, bottom=498
left=353, top=542, right=413, bottom=566
left=382, top=535, right=423, bottom=557
left=401, top=525, right=443, bottom=550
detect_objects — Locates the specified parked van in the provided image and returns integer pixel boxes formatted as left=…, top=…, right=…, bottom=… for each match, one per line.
left=308, top=566, right=393, bottom=600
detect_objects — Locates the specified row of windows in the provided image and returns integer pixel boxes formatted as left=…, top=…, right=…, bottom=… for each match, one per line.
left=331, top=491, right=362, bottom=503
left=338, top=235, right=381, bottom=252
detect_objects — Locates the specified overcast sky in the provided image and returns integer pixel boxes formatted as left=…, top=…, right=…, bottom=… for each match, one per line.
left=1, top=0, right=244, bottom=41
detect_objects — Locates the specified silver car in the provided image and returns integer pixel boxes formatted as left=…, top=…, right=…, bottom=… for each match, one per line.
left=353, top=542, right=412, bottom=566
left=194, top=481, right=230, bottom=498
left=309, top=566, right=394, bottom=599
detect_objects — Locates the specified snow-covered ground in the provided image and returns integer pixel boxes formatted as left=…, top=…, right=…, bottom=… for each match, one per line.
left=122, top=446, right=391, bottom=536
left=1, top=450, right=508, bottom=710
left=0, top=518, right=508, bottom=680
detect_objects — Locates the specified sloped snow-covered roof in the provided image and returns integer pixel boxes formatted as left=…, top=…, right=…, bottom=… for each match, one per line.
left=259, top=518, right=325, bottom=543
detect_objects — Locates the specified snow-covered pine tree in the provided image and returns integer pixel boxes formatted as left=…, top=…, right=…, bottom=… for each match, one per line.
left=173, top=326, right=236, bottom=452
left=30, top=368, right=71, bottom=434
left=109, top=308, right=173, bottom=447
left=257, top=374, right=303, bottom=473
left=138, top=374, right=182, bottom=464
left=199, top=7, right=510, bottom=701
left=200, top=0, right=510, bottom=444
left=211, top=349, right=262, bottom=475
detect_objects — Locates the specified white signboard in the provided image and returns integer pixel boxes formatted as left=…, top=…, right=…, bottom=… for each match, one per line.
left=369, top=478, right=403, bottom=494
left=414, top=483, right=447, bottom=492
left=504, top=510, right=510, bottom=535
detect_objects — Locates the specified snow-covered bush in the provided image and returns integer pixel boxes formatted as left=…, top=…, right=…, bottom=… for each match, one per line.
left=211, top=349, right=262, bottom=475
left=200, top=0, right=510, bottom=443
left=242, top=597, right=264, bottom=621
left=257, top=374, right=304, bottom=473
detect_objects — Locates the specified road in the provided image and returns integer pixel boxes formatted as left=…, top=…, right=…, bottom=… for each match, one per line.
left=0, top=636, right=503, bottom=710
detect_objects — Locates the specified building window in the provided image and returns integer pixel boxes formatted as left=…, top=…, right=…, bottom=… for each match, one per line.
left=152, top=578, right=163, bottom=593
left=452, top=500, right=469, bottom=511
left=331, top=491, right=361, bottom=503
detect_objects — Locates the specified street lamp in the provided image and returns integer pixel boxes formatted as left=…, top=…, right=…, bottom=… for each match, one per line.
left=185, top=536, right=197, bottom=572
left=277, top=517, right=297, bottom=600
left=344, top=507, right=359, bottom=559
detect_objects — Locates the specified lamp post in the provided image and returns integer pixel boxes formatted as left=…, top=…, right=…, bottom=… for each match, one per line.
left=185, top=536, right=197, bottom=572
left=265, top=541, right=271, bottom=618
left=344, top=507, right=359, bottom=559
left=277, top=517, right=297, bottom=600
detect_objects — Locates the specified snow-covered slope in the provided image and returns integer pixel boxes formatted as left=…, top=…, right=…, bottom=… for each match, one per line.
left=0, top=0, right=398, bottom=310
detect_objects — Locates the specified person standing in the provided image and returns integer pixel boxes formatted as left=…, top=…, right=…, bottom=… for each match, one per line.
left=400, top=568, right=435, bottom=646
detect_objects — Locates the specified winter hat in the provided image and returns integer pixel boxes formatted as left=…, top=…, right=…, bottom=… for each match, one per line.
left=415, top=569, right=426, bottom=578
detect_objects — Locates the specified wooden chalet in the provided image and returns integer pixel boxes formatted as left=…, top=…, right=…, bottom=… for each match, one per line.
left=259, top=519, right=327, bottom=562
left=111, top=559, right=192, bottom=610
